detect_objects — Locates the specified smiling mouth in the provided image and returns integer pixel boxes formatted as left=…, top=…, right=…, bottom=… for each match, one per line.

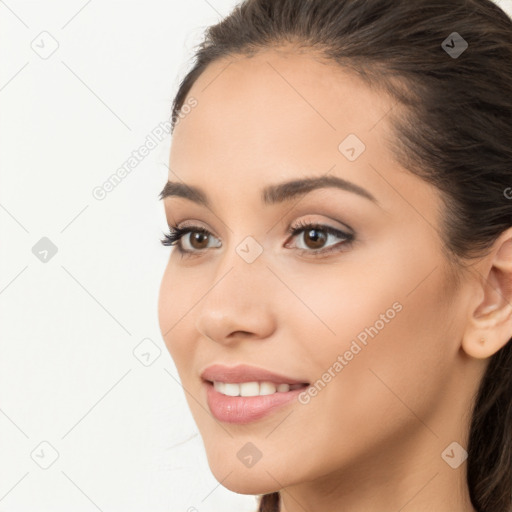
left=205, top=380, right=309, bottom=397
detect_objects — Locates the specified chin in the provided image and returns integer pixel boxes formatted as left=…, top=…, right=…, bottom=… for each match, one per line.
left=207, top=458, right=284, bottom=495
left=213, top=474, right=281, bottom=496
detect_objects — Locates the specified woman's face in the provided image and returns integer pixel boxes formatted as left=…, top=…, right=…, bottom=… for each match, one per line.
left=158, top=49, right=478, bottom=498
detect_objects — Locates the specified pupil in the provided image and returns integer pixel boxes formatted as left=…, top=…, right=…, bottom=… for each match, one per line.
left=192, top=232, right=208, bottom=249
left=306, top=228, right=326, bottom=249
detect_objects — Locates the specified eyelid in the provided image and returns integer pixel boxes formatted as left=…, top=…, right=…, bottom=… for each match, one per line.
left=285, top=221, right=354, bottom=254
left=160, top=218, right=355, bottom=258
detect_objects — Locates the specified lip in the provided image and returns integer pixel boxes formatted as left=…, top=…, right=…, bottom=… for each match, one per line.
left=203, top=380, right=308, bottom=424
left=200, top=364, right=310, bottom=424
left=200, top=363, right=309, bottom=385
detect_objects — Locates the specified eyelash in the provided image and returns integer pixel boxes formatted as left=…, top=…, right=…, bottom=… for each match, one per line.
left=160, top=219, right=355, bottom=259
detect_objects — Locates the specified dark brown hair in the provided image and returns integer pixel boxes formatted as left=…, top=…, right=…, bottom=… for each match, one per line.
left=168, top=1, right=512, bottom=510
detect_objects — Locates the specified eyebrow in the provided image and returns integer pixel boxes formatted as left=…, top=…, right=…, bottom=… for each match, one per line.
left=159, top=175, right=378, bottom=207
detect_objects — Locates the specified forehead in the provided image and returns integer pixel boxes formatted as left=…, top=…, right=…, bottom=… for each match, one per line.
left=168, top=48, right=401, bottom=201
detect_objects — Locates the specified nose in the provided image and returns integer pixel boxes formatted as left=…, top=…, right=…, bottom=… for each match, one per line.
left=194, top=255, right=277, bottom=346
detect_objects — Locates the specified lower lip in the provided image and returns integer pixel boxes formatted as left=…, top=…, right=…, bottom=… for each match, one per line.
left=204, top=381, right=308, bottom=424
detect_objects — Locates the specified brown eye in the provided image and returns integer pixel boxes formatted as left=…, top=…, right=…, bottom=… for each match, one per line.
left=286, top=221, right=354, bottom=256
left=161, top=221, right=354, bottom=258
left=302, top=227, right=327, bottom=250
left=160, top=225, right=221, bottom=253
left=189, top=231, right=210, bottom=250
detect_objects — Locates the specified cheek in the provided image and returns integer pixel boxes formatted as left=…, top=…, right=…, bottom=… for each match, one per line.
left=157, top=263, right=197, bottom=365
left=275, top=252, right=454, bottom=456
left=299, top=267, right=454, bottom=460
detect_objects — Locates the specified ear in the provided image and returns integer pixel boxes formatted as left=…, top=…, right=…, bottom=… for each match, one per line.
left=462, top=227, right=512, bottom=359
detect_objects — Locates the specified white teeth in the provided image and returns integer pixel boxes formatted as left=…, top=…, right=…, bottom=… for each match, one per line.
left=212, top=381, right=304, bottom=397
left=240, top=382, right=259, bottom=396
left=260, top=382, right=277, bottom=395
left=223, top=382, right=240, bottom=396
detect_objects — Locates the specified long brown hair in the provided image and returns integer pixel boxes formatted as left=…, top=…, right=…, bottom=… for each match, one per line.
left=168, top=1, right=512, bottom=510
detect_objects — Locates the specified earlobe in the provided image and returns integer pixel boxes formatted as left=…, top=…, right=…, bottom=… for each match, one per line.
left=462, top=335, right=509, bottom=360
left=461, top=227, right=512, bottom=360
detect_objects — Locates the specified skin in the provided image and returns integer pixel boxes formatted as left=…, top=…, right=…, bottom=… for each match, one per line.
left=158, top=47, right=512, bottom=512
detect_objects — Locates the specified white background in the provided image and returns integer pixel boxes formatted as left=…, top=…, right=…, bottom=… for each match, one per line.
left=1, top=1, right=511, bottom=511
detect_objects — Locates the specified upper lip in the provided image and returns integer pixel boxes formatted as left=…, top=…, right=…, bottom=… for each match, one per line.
left=201, top=364, right=309, bottom=385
